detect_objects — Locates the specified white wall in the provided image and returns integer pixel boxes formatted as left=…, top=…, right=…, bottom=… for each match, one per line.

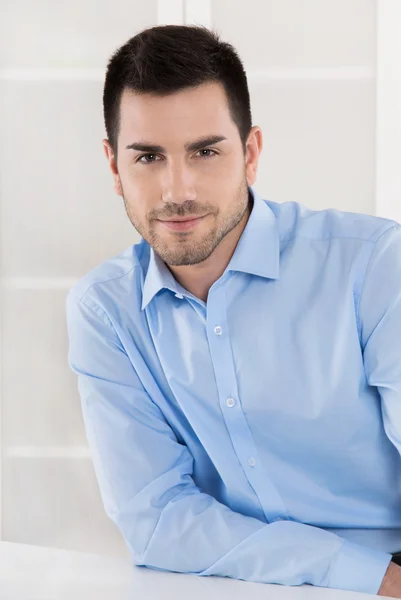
left=0, top=0, right=397, bottom=558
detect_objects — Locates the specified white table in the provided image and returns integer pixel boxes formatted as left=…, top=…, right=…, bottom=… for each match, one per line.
left=0, top=541, right=395, bottom=600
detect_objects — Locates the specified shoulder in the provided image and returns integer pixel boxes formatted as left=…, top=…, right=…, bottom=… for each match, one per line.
left=264, top=198, right=400, bottom=244
left=67, top=238, right=150, bottom=310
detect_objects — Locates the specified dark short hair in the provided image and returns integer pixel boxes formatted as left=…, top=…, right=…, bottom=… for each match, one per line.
left=103, top=25, right=252, bottom=161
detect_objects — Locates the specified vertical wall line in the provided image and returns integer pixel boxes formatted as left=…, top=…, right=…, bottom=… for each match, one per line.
left=376, top=0, right=401, bottom=221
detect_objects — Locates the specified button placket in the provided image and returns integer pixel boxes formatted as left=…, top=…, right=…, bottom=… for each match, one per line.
left=206, top=280, right=289, bottom=522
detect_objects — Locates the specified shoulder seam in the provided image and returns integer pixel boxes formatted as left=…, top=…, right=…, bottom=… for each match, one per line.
left=74, top=264, right=138, bottom=304
left=281, top=229, right=399, bottom=245
left=67, top=291, right=117, bottom=333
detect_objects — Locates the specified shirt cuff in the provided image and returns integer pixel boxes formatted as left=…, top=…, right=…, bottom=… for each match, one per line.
left=326, top=539, right=393, bottom=595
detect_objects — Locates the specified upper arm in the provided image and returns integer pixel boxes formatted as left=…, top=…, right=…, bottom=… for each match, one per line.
left=65, top=291, right=197, bottom=521
left=359, top=224, right=401, bottom=453
left=359, top=224, right=401, bottom=382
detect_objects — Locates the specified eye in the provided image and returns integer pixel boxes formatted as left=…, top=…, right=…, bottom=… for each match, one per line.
left=137, top=154, right=160, bottom=164
left=196, top=148, right=217, bottom=159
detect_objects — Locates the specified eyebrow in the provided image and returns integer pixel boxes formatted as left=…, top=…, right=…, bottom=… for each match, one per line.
left=125, top=135, right=227, bottom=154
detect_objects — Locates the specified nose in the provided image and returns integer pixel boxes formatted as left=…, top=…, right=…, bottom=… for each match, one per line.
left=161, top=159, right=196, bottom=205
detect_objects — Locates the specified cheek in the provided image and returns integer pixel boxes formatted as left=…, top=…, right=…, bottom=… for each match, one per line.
left=216, top=153, right=244, bottom=178
left=123, top=166, right=161, bottom=197
left=196, top=155, right=241, bottom=188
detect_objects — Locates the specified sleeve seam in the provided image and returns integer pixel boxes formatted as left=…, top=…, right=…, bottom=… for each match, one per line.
left=355, top=224, right=400, bottom=342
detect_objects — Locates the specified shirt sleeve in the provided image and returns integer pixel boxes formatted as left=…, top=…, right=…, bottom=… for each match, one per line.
left=360, top=223, right=401, bottom=459
left=65, top=290, right=392, bottom=595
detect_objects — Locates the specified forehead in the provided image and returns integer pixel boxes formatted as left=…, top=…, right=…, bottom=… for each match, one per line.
left=118, top=82, right=238, bottom=145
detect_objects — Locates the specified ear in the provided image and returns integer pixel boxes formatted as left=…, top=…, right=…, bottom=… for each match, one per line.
left=245, top=126, right=263, bottom=187
left=103, top=139, right=123, bottom=196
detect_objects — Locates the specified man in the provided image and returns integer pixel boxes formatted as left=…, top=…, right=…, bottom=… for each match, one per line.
left=65, top=24, right=401, bottom=597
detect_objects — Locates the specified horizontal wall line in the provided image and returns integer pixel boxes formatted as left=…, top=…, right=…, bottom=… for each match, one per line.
left=1, top=277, right=79, bottom=289
left=0, top=68, right=106, bottom=81
left=247, top=66, right=374, bottom=81
left=0, top=66, right=374, bottom=82
left=5, top=446, right=91, bottom=458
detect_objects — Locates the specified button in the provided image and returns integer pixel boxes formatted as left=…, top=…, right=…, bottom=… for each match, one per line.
left=214, top=326, right=222, bottom=336
left=226, top=398, right=236, bottom=407
left=175, top=293, right=183, bottom=299
left=248, top=457, right=256, bottom=467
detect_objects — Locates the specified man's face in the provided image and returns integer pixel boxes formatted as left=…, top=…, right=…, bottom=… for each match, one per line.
left=104, top=82, right=259, bottom=267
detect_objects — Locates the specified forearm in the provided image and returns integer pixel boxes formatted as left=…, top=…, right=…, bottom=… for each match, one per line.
left=113, top=477, right=391, bottom=595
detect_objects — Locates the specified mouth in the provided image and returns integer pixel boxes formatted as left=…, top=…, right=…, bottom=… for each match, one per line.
left=157, top=215, right=208, bottom=232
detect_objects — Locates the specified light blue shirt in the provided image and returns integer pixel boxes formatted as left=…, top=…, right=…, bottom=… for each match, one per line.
left=66, top=187, right=401, bottom=595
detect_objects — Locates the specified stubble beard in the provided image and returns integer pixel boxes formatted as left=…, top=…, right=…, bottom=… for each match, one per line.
left=122, top=177, right=250, bottom=266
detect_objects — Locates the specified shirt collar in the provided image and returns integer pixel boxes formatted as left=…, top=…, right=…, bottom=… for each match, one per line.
left=141, top=186, right=280, bottom=310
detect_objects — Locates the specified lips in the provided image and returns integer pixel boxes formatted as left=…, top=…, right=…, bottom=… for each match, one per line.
left=158, top=215, right=207, bottom=231
left=160, top=216, right=206, bottom=222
